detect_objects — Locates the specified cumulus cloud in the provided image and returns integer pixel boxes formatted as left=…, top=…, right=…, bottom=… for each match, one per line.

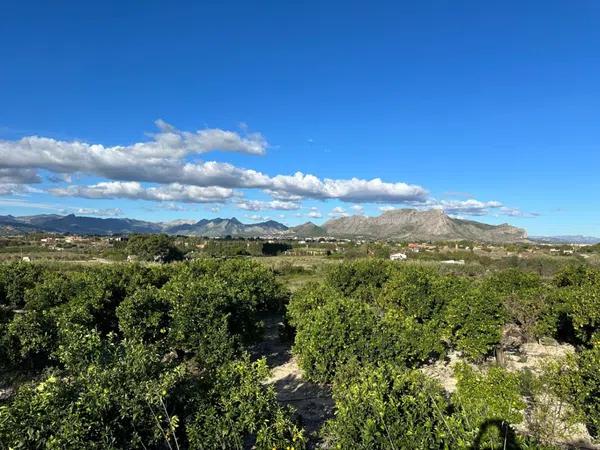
left=0, top=184, right=42, bottom=196
left=499, top=207, right=540, bottom=218
left=0, top=123, right=428, bottom=205
left=0, top=139, right=270, bottom=189
left=434, top=199, right=503, bottom=216
left=0, top=121, right=266, bottom=173
left=245, top=214, right=271, bottom=222
left=74, top=208, right=123, bottom=217
left=0, top=168, right=41, bottom=184
left=268, top=173, right=427, bottom=203
left=0, top=122, right=533, bottom=220
left=50, top=181, right=233, bottom=203
left=328, top=206, right=349, bottom=218
left=236, top=199, right=301, bottom=211
left=0, top=168, right=43, bottom=196
left=305, top=207, right=323, bottom=219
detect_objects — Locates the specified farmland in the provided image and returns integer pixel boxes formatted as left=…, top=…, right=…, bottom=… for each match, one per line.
left=0, top=234, right=599, bottom=448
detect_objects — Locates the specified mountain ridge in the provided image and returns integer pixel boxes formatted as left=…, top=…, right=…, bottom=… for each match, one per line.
left=0, top=209, right=530, bottom=242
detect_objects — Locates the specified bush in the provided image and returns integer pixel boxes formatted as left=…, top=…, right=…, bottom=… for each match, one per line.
left=525, top=356, right=586, bottom=445
left=291, top=292, right=380, bottom=383
left=451, top=364, right=525, bottom=448
left=0, top=259, right=303, bottom=449
left=323, top=365, right=455, bottom=448
left=186, top=357, right=305, bottom=449
left=0, top=262, right=44, bottom=308
left=325, top=259, right=395, bottom=303
left=577, top=343, right=600, bottom=439
left=116, top=286, right=171, bottom=345
left=445, top=285, right=505, bottom=360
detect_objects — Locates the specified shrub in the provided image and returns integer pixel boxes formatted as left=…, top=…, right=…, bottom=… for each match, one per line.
left=291, top=293, right=380, bottom=383
left=0, top=262, right=44, bottom=308
left=323, top=365, right=455, bottom=448
left=325, top=259, right=395, bottom=303
left=445, top=286, right=505, bottom=360
left=451, top=364, right=525, bottom=448
left=186, top=357, right=305, bottom=449
left=577, top=343, right=600, bottom=439
left=116, top=286, right=171, bottom=345
left=525, top=356, right=586, bottom=445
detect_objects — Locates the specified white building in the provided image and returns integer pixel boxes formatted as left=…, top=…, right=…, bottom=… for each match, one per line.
left=390, top=252, right=408, bottom=261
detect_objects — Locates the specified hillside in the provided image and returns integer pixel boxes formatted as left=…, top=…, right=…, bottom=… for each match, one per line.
left=0, top=209, right=528, bottom=242
left=288, top=222, right=327, bottom=237
left=0, top=214, right=290, bottom=237
left=323, top=209, right=527, bottom=242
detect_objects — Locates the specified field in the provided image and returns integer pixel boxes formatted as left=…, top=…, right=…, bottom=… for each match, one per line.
left=1, top=235, right=600, bottom=449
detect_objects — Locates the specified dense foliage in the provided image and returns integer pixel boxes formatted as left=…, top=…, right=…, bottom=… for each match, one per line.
left=2, top=257, right=599, bottom=448
left=0, top=260, right=304, bottom=449
left=288, top=261, right=600, bottom=446
left=126, top=234, right=184, bottom=263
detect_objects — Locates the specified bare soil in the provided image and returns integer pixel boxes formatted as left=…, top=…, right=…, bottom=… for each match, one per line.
left=252, top=314, right=333, bottom=448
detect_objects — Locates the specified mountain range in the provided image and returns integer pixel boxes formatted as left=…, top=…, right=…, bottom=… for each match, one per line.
left=530, top=235, right=600, bottom=245
left=0, top=209, right=534, bottom=242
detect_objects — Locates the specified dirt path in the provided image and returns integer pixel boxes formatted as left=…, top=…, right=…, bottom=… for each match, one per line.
left=252, top=314, right=334, bottom=447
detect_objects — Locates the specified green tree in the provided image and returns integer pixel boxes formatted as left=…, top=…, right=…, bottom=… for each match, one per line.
left=126, top=234, right=184, bottom=263
left=323, top=365, right=455, bottom=448
left=445, top=285, right=505, bottom=360
left=451, top=364, right=525, bottom=449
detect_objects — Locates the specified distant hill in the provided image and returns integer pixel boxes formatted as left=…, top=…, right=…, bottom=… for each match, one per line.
left=288, top=222, right=327, bottom=237
left=530, top=235, right=600, bottom=245
left=0, top=214, right=290, bottom=237
left=0, top=209, right=529, bottom=242
left=322, top=209, right=528, bottom=242
left=166, top=217, right=288, bottom=237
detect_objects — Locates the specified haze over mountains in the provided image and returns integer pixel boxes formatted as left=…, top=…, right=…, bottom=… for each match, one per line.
left=0, top=209, right=538, bottom=243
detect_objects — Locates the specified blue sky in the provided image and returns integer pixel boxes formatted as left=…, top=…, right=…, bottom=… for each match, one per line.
left=1, top=0, right=599, bottom=235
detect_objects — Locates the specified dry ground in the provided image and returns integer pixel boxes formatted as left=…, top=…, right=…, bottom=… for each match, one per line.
left=251, top=314, right=333, bottom=448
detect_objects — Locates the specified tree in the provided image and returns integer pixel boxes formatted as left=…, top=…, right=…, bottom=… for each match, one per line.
left=323, top=365, right=454, bottom=448
left=126, top=234, right=184, bottom=263
left=444, top=285, right=505, bottom=360
left=117, top=286, right=171, bottom=345
left=290, top=291, right=380, bottom=383
left=451, top=364, right=525, bottom=449
left=325, top=259, right=395, bottom=303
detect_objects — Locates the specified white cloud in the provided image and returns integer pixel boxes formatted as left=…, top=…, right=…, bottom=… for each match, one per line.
left=245, top=214, right=271, bottom=222
left=307, top=210, right=322, bottom=218
left=328, top=206, right=349, bottom=218
left=0, top=168, right=41, bottom=184
left=379, top=205, right=396, bottom=212
left=162, top=203, right=189, bottom=212
left=269, top=173, right=427, bottom=203
left=0, top=124, right=428, bottom=205
left=74, top=208, right=123, bottom=217
left=351, top=204, right=364, bottom=214
left=0, top=184, right=41, bottom=196
left=435, top=199, right=503, bottom=216
left=236, top=199, right=301, bottom=211
left=0, top=121, right=266, bottom=173
left=50, top=181, right=233, bottom=203
left=0, top=122, right=532, bottom=220
left=499, top=207, right=540, bottom=218
left=0, top=198, right=60, bottom=210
